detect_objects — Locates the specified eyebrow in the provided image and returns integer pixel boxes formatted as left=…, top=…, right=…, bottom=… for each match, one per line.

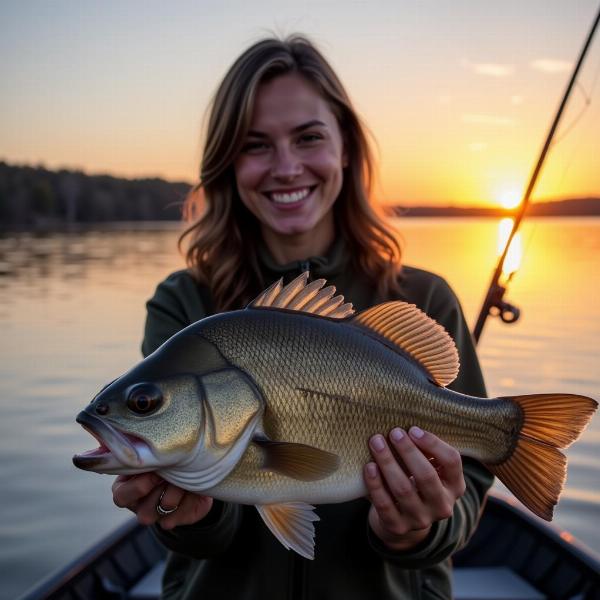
left=246, top=120, right=327, bottom=138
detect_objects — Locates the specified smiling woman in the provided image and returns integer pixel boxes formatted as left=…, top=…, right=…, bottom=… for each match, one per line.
left=178, top=36, right=402, bottom=313
left=107, top=34, right=495, bottom=600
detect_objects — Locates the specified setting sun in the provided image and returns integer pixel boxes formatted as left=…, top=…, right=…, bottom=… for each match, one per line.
left=497, top=187, right=523, bottom=210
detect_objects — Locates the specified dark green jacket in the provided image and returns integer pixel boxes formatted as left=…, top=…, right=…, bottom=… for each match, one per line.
left=143, top=242, right=493, bottom=600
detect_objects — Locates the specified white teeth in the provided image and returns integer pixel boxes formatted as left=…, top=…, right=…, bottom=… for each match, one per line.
left=270, top=188, right=311, bottom=204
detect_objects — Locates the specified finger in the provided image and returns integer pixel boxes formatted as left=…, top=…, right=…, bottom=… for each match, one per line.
left=363, top=462, right=406, bottom=535
left=369, top=434, right=416, bottom=500
left=112, top=473, right=164, bottom=509
left=390, top=427, right=444, bottom=501
left=408, top=427, right=465, bottom=497
left=112, top=476, right=142, bottom=513
left=159, top=494, right=214, bottom=530
left=112, top=472, right=162, bottom=497
left=111, top=474, right=134, bottom=495
left=135, top=484, right=167, bottom=526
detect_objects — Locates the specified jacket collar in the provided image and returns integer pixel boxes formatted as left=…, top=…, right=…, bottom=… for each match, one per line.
left=257, top=236, right=349, bottom=283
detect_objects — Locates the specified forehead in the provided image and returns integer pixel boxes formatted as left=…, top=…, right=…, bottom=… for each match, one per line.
left=250, top=73, right=338, bottom=131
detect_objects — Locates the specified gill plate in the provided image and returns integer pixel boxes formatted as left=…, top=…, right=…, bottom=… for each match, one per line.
left=158, top=368, right=264, bottom=491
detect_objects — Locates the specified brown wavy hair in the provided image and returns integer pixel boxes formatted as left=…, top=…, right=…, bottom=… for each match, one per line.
left=180, top=34, right=402, bottom=311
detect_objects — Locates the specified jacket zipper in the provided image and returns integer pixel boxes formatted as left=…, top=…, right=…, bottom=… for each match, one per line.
left=299, top=260, right=311, bottom=276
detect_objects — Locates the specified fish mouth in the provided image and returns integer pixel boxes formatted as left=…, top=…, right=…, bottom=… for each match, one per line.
left=72, top=411, right=153, bottom=473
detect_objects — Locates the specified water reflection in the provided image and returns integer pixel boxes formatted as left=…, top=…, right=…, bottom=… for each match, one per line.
left=0, top=225, right=183, bottom=284
left=496, top=217, right=522, bottom=280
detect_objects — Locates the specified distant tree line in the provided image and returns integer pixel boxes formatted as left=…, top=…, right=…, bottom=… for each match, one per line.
left=389, top=197, right=600, bottom=218
left=0, top=162, right=192, bottom=227
left=2, top=161, right=598, bottom=229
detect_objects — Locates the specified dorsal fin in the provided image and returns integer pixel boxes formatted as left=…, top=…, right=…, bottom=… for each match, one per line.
left=249, top=272, right=355, bottom=319
left=352, top=301, right=459, bottom=387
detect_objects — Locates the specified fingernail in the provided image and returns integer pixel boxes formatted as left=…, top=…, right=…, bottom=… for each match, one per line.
left=366, top=463, right=377, bottom=478
left=390, top=428, right=404, bottom=442
left=370, top=435, right=385, bottom=452
left=409, top=426, right=424, bottom=439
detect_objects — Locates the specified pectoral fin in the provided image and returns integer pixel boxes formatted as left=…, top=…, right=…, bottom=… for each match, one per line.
left=256, top=503, right=320, bottom=560
left=253, top=438, right=340, bottom=481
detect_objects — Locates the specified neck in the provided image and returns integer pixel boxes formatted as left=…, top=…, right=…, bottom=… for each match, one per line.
left=261, top=218, right=335, bottom=265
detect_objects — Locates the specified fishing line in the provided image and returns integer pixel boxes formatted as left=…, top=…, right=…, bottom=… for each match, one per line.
left=553, top=122, right=585, bottom=193
left=552, top=53, right=600, bottom=192
left=553, top=53, right=600, bottom=146
left=501, top=53, right=596, bottom=286
left=551, top=83, right=591, bottom=146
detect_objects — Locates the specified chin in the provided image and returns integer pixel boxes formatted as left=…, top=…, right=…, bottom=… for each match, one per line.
left=271, top=219, right=316, bottom=237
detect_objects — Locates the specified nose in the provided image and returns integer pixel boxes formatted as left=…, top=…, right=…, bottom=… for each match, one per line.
left=270, top=146, right=303, bottom=181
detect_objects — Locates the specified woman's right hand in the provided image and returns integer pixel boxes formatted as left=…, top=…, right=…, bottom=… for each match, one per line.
left=112, top=474, right=214, bottom=530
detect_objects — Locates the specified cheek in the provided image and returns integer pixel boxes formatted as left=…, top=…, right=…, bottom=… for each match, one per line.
left=309, top=148, right=344, bottom=182
left=234, top=158, right=265, bottom=196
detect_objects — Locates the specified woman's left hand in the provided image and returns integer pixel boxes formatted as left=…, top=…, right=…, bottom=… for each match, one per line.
left=364, top=426, right=466, bottom=552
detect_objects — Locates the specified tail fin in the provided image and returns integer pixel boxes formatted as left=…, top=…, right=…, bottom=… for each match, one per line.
left=487, top=394, right=597, bottom=521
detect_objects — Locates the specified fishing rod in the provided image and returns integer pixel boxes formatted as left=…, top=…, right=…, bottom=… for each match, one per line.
left=473, top=4, right=600, bottom=345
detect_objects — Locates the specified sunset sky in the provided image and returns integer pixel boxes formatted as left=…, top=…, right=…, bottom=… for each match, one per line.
left=1, top=0, right=599, bottom=207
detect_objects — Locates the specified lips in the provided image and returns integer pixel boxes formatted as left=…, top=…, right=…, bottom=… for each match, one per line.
left=264, top=185, right=317, bottom=205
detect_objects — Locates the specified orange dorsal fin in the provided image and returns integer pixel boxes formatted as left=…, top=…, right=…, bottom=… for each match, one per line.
left=249, top=272, right=354, bottom=319
left=352, top=301, right=459, bottom=387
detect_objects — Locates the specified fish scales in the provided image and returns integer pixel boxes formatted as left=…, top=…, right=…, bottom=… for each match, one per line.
left=199, top=309, right=520, bottom=504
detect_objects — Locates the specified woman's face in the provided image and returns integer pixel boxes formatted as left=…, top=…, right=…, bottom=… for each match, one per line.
left=234, top=73, right=346, bottom=253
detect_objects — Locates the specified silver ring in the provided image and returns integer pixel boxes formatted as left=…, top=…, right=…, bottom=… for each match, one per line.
left=156, top=487, right=178, bottom=516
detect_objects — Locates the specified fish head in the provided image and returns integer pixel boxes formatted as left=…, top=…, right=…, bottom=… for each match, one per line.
left=73, top=373, right=205, bottom=475
left=73, top=328, right=233, bottom=475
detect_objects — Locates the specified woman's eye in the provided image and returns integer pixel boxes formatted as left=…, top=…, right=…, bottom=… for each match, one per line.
left=241, top=141, right=269, bottom=153
left=298, top=133, right=322, bottom=144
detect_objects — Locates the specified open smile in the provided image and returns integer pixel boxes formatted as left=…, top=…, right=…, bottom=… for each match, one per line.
left=263, top=185, right=317, bottom=206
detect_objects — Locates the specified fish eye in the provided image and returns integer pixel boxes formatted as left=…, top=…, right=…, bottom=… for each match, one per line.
left=126, top=383, right=163, bottom=415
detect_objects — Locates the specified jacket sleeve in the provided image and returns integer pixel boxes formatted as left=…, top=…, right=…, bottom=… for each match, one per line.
left=141, top=271, right=242, bottom=558
left=367, top=274, right=494, bottom=567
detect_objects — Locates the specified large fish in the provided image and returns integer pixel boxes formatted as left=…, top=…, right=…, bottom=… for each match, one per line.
left=73, top=273, right=597, bottom=559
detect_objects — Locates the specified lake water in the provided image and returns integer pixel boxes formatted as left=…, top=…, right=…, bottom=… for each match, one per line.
left=0, top=217, right=598, bottom=599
